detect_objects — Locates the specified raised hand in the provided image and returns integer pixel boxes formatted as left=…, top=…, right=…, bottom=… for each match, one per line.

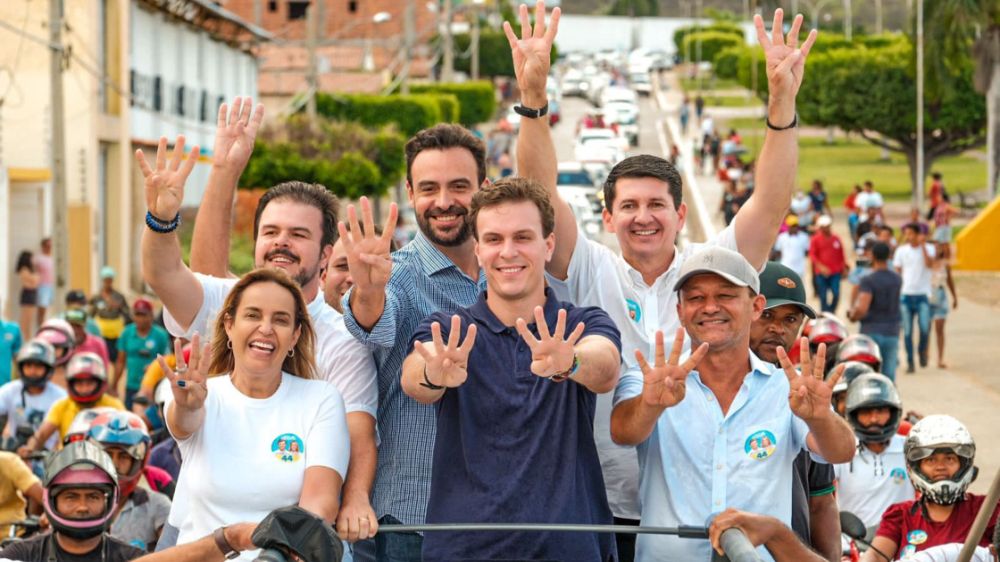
left=212, top=97, right=264, bottom=174
left=338, top=197, right=398, bottom=295
left=753, top=9, right=817, bottom=101
left=414, top=315, right=478, bottom=389
left=135, top=135, right=200, bottom=221
left=637, top=329, right=709, bottom=409
left=502, top=1, right=560, bottom=102
left=777, top=337, right=843, bottom=422
left=515, top=307, right=584, bottom=379
left=158, top=333, right=209, bottom=411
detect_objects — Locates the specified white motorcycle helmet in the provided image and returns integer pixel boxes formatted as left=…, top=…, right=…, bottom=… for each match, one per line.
left=904, top=415, right=977, bottom=506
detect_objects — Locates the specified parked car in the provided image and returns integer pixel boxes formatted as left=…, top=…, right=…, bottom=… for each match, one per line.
left=575, top=128, right=627, bottom=163
left=629, top=71, right=652, bottom=96
left=561, top=68, right=590, bottom=97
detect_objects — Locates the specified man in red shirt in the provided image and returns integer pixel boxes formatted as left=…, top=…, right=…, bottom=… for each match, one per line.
left=808, top=215, right=848, bottom=313
left=863, top=415, right=1000, bottom=561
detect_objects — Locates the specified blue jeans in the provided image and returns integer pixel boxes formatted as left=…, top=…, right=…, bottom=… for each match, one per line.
left=900, top=294, right=931, bottom=369
left=814, top=273, right=842, bottom=313
left=375, top=515, right=422, bottom=562
left=867, top=332, right=900, bottom=381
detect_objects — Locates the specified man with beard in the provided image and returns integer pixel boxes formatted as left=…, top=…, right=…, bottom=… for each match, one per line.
left=137, top=122, right=378, bottom=550
left=748, top=262, right=841, bottom=562
left=513, top=6, right=818, bottom=557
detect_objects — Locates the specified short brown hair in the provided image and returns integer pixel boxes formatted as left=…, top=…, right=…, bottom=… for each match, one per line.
left=603, top=154, right=683, bottom=211
left=405, top=124, right=486, bottom=187
left=209, top=268, right=317, bottom=380
left=469, top=177, right=555, bottom=239
left=254, top=182, right=340, bottom=248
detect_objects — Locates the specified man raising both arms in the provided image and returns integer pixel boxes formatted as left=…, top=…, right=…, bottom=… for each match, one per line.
left=512, top=5, right=818, bottom=551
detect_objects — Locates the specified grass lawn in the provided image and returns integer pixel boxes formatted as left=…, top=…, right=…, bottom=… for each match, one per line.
left=704, top=95, right=762, bottom=108
left=726, top=131, right=986, bottom=205
left=679, top=76, right=744, bottom=92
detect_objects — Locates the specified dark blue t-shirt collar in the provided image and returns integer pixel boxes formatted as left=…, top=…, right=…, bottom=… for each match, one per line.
left=468, top=287, right=562, bottom=335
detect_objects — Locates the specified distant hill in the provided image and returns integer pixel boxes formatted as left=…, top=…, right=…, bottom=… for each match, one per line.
left=556, top=0, right=911, bottom=33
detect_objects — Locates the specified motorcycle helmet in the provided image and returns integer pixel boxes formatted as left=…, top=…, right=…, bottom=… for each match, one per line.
left=87, top=411, right=151, bottom=499
left=42, top=441, right=119, bottom=540
left=16, top=338, right=57, bottom=388
left=837, top=334, right=883, bottom=372
left=66, top=352, right=108, bottom=405
left=64, top=407, right=120, bottom=446
left=808, top=317, right=848, bottom=372
left=845, top=373, right=902, bottom=443
left=904, top=415, right=977, bottom=506
left=36, top=319, right=76, bottom=366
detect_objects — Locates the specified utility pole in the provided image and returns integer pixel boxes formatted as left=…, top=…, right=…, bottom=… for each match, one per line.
left=306, top=0, right=318, bottom=119
left=915, top=0, right=924, bottom=210
left=49, top=0, right=68, bottom=310
left=471, top=9, right=480, bottom=80
left=442, top=0, right=454, bottom=82
left=843, top=0, right=852, bottom=41
left=401, top=0, right=415, bottom=94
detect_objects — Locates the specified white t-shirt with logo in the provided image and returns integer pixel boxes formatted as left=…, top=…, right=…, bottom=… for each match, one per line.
left=547, top=224, right=739, bottom=520
left=834, top=434, right=915, bottom=529
left=892, top=244, right=937, bottom=296
left=167, top=373, right=349, bottom=560
left=163, top=273, right=377, bottom=417
left=0, top=380, right=66, bottom=449
left=774, top=231, right=811, bottom=277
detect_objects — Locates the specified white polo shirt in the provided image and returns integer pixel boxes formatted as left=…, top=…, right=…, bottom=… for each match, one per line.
left=163, top=273, right=377, bottom=417
left=892, top=244, right=937, bottom=297
left=834, top=434, right=915, bottom=529
left=547, top=224, right=739, bottom=520
left=614, top=352, right=813, bottom=562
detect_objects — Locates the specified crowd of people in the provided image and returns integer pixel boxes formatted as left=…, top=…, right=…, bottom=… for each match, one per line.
left=0, top=3, right=996, bottom=562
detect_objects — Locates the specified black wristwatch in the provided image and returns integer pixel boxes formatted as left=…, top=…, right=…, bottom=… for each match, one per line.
left=513, top=103, right=548, bottom=119
left=213, top=526, right=240, bottom=560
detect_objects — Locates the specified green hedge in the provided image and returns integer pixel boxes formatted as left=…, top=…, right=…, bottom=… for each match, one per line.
left=316, top=93, right=442, bottom=137
left=674, top=22, right=744, bottom=55
left=682, top=31, right=744, bottom=63
left=452, top=30, right=558, bottom=78
left=327, top=152, right=382, bottom=200
left=421, top=92, right=460, bottom=124
left=712, top=46, right=743, bottom=80
left=411, top=81, right=497, bottom=126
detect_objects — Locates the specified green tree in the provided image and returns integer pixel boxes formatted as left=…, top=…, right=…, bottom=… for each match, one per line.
left=923, top=0, right=1000, bottom=196
left=452, top=31, right=557, bottom=78
left=792, top=43, right=986, bottom=196
left=606, top=0, right=658, bottom=17
left=681, top=31, right=743, bottom=63
left=674, top=22, right=744, bottom=56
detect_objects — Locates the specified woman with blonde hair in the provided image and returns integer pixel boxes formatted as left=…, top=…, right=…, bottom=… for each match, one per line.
left=160, top=268, right=349, bottom=560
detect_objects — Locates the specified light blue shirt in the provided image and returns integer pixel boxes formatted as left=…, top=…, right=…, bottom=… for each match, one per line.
left=343, top=232, right=485, bottom=526
left=0, top=321, right=23, bottom=385
left=614, top=352, right=812, bottom=562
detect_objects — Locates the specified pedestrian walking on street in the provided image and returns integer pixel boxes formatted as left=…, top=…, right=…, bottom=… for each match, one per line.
left=929, top=241, right=958, bottom=369
left=892, top=224, right=936, bottom=374
left=679, top=97, right=690, bottom=136
left=14, top=251, right=39, bottom=338
left=694, top=94, right=704, bottom=123
left=34, top=238, right=54, bottom=327
left=847, top=242, right=902, bottom=380
left=89, top=266, right=131, bottom=365
left=808, top=215, right=848, bottom=314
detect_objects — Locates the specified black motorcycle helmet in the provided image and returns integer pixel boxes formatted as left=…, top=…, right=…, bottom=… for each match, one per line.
left=845, top=373, right=902, bottom=443
left=16, top=338, right=57, bottom=388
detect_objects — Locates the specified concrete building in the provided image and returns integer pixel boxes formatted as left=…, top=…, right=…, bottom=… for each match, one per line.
left=221, top=0, right=438, bottom=112
left=0, top=0, right=266, bottom=320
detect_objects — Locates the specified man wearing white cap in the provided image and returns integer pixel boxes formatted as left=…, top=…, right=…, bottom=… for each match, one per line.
left=809, top=215, right=849, bottom=313
left=611, top=245, right=855, bottom=562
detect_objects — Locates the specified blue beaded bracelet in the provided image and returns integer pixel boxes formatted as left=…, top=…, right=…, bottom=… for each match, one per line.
left=145, top=210, right=181, bottom=233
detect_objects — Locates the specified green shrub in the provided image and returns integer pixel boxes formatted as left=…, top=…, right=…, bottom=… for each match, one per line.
left=682, top=31, right=744, bottom=63
left=411, top=81, right=497, bottom=126
left=713, top=46, right=744, bottom=80
left=452, top=30, right=557, bottom=78
left=315, top=93, right=441, bottom=137
left=327, top=152, right=382, bottom=200
left=674, top=22, right=744, bottom=55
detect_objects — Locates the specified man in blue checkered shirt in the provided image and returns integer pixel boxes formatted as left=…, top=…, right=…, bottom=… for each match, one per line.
left=340, top=123, right=489, bottom=562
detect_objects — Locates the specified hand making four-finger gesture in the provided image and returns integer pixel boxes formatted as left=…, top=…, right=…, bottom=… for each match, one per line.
left=502, top=2, right=560, bottom=102
left=637, top=329, right=709, bottom=409
left=338, top=196, right=398, bottom=296
left=158, top=333, right=210, bottom=411
left=135, top=135, right=201, bottom=223
left=212, top=97, right=264, bottom=174
left=777, top=337, right=844, bottom=423
left=754, top=9, right=818, bottom=103
left=515, top=307, right=585, bottom=379
left=414, top=315, right=478, bottom=389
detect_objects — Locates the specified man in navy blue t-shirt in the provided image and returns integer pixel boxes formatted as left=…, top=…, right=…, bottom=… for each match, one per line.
left=403, top=177, right=622, bottom=562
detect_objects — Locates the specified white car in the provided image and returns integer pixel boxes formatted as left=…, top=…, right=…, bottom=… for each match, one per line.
left=575, top=128, right=627, bottom=162
left=558, top=185, right=603, bottom=239
left=629, top=72, right=653, bottom=96
left=504, top=106, right=522, bottom=132
left=561, top=69, right=590, bottom=97
left=603, top=102, right=639, bottom=147
left=600, top=86, right=638, bottom=107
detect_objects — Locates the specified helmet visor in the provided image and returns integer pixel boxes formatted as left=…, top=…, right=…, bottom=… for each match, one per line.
left=906, top=444, right=975, bottom=463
